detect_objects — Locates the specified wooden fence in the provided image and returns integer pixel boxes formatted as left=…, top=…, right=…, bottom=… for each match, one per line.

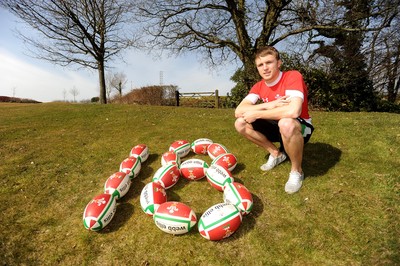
left=175, top=90, right=220, bottom=108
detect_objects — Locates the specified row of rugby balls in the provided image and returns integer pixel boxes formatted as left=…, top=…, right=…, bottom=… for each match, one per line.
left=82, top=144, right=149, bottom=231
left=140, top=139, right=254, bottom=241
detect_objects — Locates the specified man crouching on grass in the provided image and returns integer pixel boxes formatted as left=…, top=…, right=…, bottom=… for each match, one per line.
left=234, top=46, right=314, bottom=194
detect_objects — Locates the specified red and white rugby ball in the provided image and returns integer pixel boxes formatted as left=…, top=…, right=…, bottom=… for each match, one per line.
left=169, top=140, right=191, bottom=158
left=153, top=201, right=197, bottom=235
left=104, top=171, right=131, bottom=199
left=211, top=153, right=237, bottom=172
left=161, top=151, right=181, bottom=166
left=191, top=138, right=213, bottom=155
left=223, top=182, right=253, bottom=216
left=119, top=156, right=141, bottom=179
left=129, top=144, right=149, bottom=162
left=207, top=143, right=230, bottom=160
left=205, top=164, right=234, bottom=191
left=198, top=203, right=242, bottom=241
left=83, top=193, right=117, bottom=231
left=152, top=163, right=181, bottom=189
left=180, top=159, right=209, bottom=181
left=140, top=182, right=167, bottom=216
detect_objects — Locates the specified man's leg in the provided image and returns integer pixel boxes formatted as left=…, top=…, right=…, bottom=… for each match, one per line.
left=278, top=118, right=304, bottom=173
left=234, top=117, right=281, bottom=157
left=235, top=117, right=287, bottom=171
left=278, top=118, right=305, bottom=193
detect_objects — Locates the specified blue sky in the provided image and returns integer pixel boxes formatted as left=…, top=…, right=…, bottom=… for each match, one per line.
left=0, top=8, right=236, bottom=102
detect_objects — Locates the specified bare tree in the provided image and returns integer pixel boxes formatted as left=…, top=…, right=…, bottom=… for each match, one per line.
left=62, top=88, right=67, bottom=102
left=2, top=0, right=137, bottom=104
left=366, top=9, right=400, bottom=102
left=137, top=0, right=398, bottom=89
left=105, top=71, right=113, bottom=101
left=69, top=86, right=79, bottom=102
left=105, top=71, right=127, bottom=100
left=110, top=72, right=127, bottom=97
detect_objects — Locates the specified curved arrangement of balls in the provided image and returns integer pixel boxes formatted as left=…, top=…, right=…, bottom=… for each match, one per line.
left=82, top=144, right=148, bottom=231
left=83, top=139, right=254, bottom=241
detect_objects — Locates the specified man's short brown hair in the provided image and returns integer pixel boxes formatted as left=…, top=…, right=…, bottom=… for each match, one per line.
left=254, top=46, right=280, bottom=62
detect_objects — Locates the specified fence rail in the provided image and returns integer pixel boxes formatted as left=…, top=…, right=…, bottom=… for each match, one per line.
left=175, top=90, right=220, bottom=108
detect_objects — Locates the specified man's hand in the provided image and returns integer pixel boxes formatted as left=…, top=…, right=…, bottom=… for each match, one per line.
left=241, top=110, right=258, bottom=124
left=267, top=95, right=291, bottom=109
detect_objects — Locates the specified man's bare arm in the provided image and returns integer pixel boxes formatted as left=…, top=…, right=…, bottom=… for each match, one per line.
left=240, top=97, right=303, bottom=123
left=235, top=96, right=291, bottom=118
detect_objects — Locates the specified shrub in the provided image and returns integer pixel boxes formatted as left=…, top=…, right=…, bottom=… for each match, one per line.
left=91, top=97, right=100, bottom=103
left=113, top=85, right=177, bottom=106
left=0, top=95, right=41, bottom=103
left=376, top=100, right=400, bottom=113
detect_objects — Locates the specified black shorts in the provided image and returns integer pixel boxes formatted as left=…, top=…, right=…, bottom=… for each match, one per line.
left=251, top=118, right=314, bottom=151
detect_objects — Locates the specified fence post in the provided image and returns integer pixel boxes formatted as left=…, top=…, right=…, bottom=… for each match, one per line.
left=215, top=89, right=219, bottom=108
left=175, top=90, right=180, bottom=106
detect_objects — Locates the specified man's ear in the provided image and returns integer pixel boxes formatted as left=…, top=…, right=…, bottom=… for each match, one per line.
left=278, top=59, right=282, bottom=69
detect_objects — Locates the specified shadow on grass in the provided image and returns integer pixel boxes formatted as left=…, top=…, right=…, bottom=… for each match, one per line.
left=223, top=143, right=341, bottom=240
left=303, top=142, right=342, bottom=178
left=98, top=201, right=134, bottom=234
left=232, top=162, right=246, bottom=173
left=138, top=153, right=159, bottom=181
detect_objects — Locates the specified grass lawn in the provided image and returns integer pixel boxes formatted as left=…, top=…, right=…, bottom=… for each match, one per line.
left=0, top=103, right=399, bottom=265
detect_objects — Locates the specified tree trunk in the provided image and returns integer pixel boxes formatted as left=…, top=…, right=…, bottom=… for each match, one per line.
left=388, top=76, right=399, bottom=102
left=98, top=60, right=107, bottom=104
left=242, top=57, right=259, bottom=91
left=387, top=44, right=400, bottom=103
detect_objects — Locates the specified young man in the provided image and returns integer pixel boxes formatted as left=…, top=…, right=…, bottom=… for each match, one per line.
left=234, top=46, right=314, bottom=194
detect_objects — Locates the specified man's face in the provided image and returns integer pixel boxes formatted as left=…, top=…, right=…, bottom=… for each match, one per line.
left=255, top=54, right=281, bottom=83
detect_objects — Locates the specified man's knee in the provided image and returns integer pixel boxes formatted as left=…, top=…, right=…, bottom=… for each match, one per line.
left=235, top=117, right=248, bottom=134
left=278, top=118, right=300, bottom=138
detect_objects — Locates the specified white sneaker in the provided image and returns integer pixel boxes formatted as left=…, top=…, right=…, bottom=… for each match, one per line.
left=285, top=171, right=304, bottom=194
left=260, top=153, right=287, bottom=171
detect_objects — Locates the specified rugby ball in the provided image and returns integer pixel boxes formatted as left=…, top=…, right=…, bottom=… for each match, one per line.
left=129, top=144, right=149, bottom=162
left=161, top=151, right=181, bottom=166
left=180, top=159, right=209, bottom=181
left=169, top=140, right=191, bottom=158
left=207, top=143, right=230, bottom=160
left=152, top=163, right=181, bottom=189
left=140, top=182, right=167, bottom=216
left=191, top=138, right=213, bottom=155
left=104, top=171, right=131, bottom=199
left=211, top=153, right=237, bottom=172
left=83, top=193, right=117, bottom=231
left=205, top=164, right=234, bottom=191
left=153, top=201, right=197, bottom=235
left=119, top=156, right=141, bottom=179
left=198, top=203, right=242, bottom=241
left=223, top=182, right=253, bottom=216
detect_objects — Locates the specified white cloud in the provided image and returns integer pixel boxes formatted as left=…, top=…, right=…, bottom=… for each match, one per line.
left=0, top=49, right=98, bottom=102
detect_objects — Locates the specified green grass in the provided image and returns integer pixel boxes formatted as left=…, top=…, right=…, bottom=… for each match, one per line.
left=0, top=103, right=399, bottom=265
